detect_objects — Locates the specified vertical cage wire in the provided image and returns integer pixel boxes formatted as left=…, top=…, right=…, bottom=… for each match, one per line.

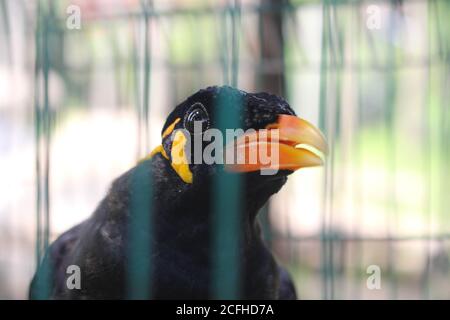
left=127, top=0, right=153, bottom=299
left=212, top=0, right=243, bottom=299
left=33, top=0, right=52, bottom=300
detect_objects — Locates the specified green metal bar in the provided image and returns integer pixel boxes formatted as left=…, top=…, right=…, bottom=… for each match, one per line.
left=127, top=164, right=153, bottom=299
left=33, top=0, right=52, bottom=300
left=211, top=1, right=242, bottom=299
left=211, top=1, right=243, bottom=300
left=127, top=0, right=153, bottom=300
left=211, top=93, right=243, bottom=299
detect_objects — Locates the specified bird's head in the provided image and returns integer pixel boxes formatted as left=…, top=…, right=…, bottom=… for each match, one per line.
left=146, top=86, right=327, bottom=217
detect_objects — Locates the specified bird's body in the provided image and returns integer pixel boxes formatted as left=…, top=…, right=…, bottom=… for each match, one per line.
left=30, top=86, right=327, bottom=300
left=31, top=154, right=291, bottom=299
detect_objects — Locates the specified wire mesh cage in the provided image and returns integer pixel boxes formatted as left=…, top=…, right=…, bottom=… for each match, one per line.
left=0, top=0, right=449, bottom=299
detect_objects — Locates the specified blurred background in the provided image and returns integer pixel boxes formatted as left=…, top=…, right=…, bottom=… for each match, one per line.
left=0, top=0, right=449, bottom=299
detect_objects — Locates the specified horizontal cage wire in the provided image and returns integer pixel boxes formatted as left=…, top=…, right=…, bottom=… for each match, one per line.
left=0, top=0, right=449, bottom=299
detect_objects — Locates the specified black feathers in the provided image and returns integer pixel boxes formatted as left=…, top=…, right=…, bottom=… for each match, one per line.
left=29, top=86, right=298, bottom=300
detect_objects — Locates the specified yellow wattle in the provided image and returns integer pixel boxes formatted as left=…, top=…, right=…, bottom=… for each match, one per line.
left=170, top=130, right=193, bottom=184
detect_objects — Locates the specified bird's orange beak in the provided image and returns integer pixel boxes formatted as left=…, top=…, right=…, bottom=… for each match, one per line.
left=224, top=114, right=328, bottom=173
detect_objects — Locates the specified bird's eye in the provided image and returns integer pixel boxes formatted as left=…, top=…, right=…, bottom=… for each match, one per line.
left=184, top=103, right=210, bottom=134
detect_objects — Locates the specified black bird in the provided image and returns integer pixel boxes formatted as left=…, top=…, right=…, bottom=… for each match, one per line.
left=29, top=86, right=327, bottom=299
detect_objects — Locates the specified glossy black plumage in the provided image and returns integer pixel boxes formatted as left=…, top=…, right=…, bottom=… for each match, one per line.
left=29, top=86, right=298, bottom=300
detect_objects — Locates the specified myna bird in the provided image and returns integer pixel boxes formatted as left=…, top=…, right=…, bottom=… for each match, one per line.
left=29, top=86, right=327, bottom=299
